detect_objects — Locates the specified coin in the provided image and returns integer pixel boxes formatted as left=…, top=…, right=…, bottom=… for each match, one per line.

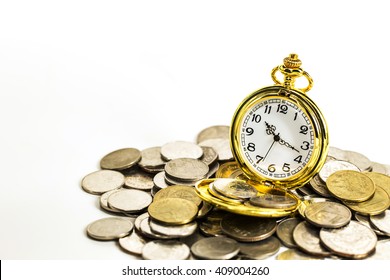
left=118, top=230, right=149, bottom=255
left=220, top=213, right=277, bottom=242
left=197, top=201, right=213, bottom=218
left=200, top=146, right=219, bottom=166
left=354, top=213, right=386, bottom=236
left=149, top=219, right=198, bottom=238
left=343, top=150, right=372, bottom=172
left=160, top=141, right=203, bottom=161
left=148, top=197, right=198, bottom=225
left=343, top=186, right=390, bottom=215
left=142, top=240, right=190, bottom=260
left=152, top=171, right=169, bottom=190
left=107, top=189, right=152, bottom=213
left=212, top=178, right=258, bottom=200
left=293, top=221, right=332, bottom=257
left=191, top=236, right=240, bottom=260
left=369, top=209, right=390, bottom=235
left=370, top=162, right=389, bottom=175
left=320, top=220, right=377, bottom=259
left=327, top=146, right=347, bottom=161
left=309, top=174, right=333, bottom=198
left=238, top=236, right=281, bottom=260
left=196, top=125, right=230, bottom=143
left=100, top=148, right=141, bottom=170
left=304, top=201, right=352, bottom=228
left=138, top=146, right=167, bottom=172
left=198, top=138, right=233, bottom=162
left=99, top=189, right=122, bottom=213
left=164, top=158, right=209, bottom=182
left=138, top=216, right=172, bottom=240
left=81, top=170, right=124, bottom=195
left=216, top=161, right=242, bottom=178
left=276, top=249, right=324, bottom=260
left=249, top=193, right=298, bottom=209
left=319, top=160, right=360, bottom=182
left=364, top=172, right=390, bottom=197
left=326, top=170, right=375, bottom=202
left=124, top=169, right=154, bottom=191
left=199, top=219, right=225, bottom=237
left=86, top=217, right=133, bottom=240
left=276, top=217, right=301, bottom=248
left=208, top=182, right=244, bottom=204
left=365, top=239, right=390, bottom=259
left=153, top=185, right=202, bottom=207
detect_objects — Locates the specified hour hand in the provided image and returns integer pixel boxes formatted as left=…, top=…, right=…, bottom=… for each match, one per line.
left=265, top=122, right=276, bottom=136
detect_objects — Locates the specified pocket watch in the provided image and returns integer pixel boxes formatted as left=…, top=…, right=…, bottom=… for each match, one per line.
left=230, top=54, right=329, bottom=189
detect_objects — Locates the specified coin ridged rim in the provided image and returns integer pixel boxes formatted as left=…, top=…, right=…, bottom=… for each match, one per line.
left=276, top=217, right=301, bottom=248
left=107, top=189, right=152, bottom=213
left=304, top=201, right=352, bottom=228
left=369, top=209, right=390, bottom=234
left=100, top=148, right=141, bottom=170
left=164, top=158, right=209, bottom=181
left=149, top=219, right=198, bottom=237
left=153, top=185, right=203, bottom=207
left=343, top=186, right=390, bottom=215
left=212, top=178, right=258, bottom=200
left=249, top=193, right=298, bottom=209
left=86, top=217, right=133, bottom=240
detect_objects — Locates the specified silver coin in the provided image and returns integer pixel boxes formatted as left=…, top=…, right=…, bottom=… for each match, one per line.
left=371, top=161, right=389, bottom=175
left=124, top=170, right=154, bottom=190
left=249, top=193, right=298, bottom=209
left=81, top=170, right=124, bottom=195
left=309, top=174, right=333, bottom=198
left=238, top=236, right=281, bottom=260
left=198, top=138, right=233, bottom=162
left=191, top=236, right=240, bottom=260
left=343, top=150, right=372, bottom=172
left=196, top=125, right=230, bottom=144
left=319, top=160, right=360, bottom=182
left=160, top=141, right=203, bottom=161
left=180, top=231, right=206, bottom=247
left=365, top=239, right=390, bottom=259
left=107, top=189, right=152, bottom=213
left=164, top=158, right=209, bottom=182
left=320, top=220, right=377, bottom=259
left=139, top=217, right=173, bottom=239
left=221, top=213, right=277, bottom=242
left=276, top=217, right=301, bottom=248
left=327, top=146, right=347, bottom=161
left=153, top=171, right=169, bottom=190
left=293, top=221, right=332, bottom=257
left=86, top=217, right=133, bottom=240
left=119, top=230, right=149, bottom=255
left=197, top=202, right=213, bottom=218
left=149, top=219, right=197, bottom=238
left=296, top=185, right=317, bottom=197
left=99, top=189, right=122, bottom=213
left=304, top=201, right=352, bottom=228
left=213, top=178, right=258, bottom=200
left=138, top=146, right=167, bottom=170
left=354, top=213, right=386, bottom=236
left=134, top=212, right=149, bottom=231
left=208, top=182, right=245, bottom=204
left=206, top=162, right=220, bottom=178
left=142, top=240, right=190, bottom=260
left=370, top=209, right=390, bottom=235
left=164, top=174, right=198, bottom=186
left=100, top=148, right=141, bottom=170
left=200, top=146, right=219, bottom=166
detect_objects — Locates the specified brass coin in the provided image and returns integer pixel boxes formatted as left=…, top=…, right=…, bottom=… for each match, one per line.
left=208, top=182, right=244, bottom=204
left=86, top=217, right=133, bottom=240
left=213, top=178, right=258, bottom=200
left=81, top=170, right=124, bottom=195
left=221, top=213, right=277, bottom=242
left=148, top=198, right=198, bottom=225
left=320, top=220, right=377, bottom=259
left=304, top=201, right=351, bottom=228
left=326, top=170, right=375, bottom=202
left=276, top=217, right=301, bottom=248
left=343, top=186, right=390, bottom=215
left=153, top=185, right=202, bottom=207
left=293, top=221, right=332, bottom=257
left=216, top=161, right=242, bottom=178
left=100, top=148, right=141, bottom=170
left=364, top=172, right=390, bottom=197
left=196, top=125, right=230, bottom=144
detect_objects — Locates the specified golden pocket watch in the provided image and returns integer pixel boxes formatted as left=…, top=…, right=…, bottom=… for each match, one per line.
left=230, top=53, right=329, bottom=189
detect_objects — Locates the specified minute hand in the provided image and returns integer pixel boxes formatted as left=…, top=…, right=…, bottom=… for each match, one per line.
left=278, top=138, right=300, bottom=153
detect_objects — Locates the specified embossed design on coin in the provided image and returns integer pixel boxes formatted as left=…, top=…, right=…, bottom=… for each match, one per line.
left=99, top=189, right=122, bottom=213
left=320, top=220, right=377, bottom=259
left=213, top=178, right=258, bottom=200
left=249, top=193, right=298, bottom=209
left=124, top=170, right=154, bottom=190
left=200, top=146, right=219, bottom=166
left=153, top=185, right=202, bottom=207
left=107, top=189, right=152, bottom=213
left=276, top=217, right=301, bottom=248
left=326, top=170, right=375, bottom=202
left=86, top=217, right=133, bottom=240
left=100, top=148, right=141, bottom=170
left=319, top=160, right=360, bottom=182
left=149, top=219, right=198, bottom=238
left=142, top=240, right=190, bottom=260
left=196, top=125, right=230, bottom=143
left=148, top=198, right=198, bottom=225
left=81, top=170, right=124, bottom=195
left=119, top=230, right=149, bottom=255
left=364, top=172, right=390, bottom=197
left=138, top=146, right=167, bottom=172
left=198, top=138, right=233, bottom=162
left=216, top=161, right=242, bottom=178
left=160, top=141, right=203, bottom=161
left=164, top=158, right=209, bottom=182
left=191, top=237, right=239, bottom=260
left=343, top=186, right=390, bottom=215
left=309, top=174, right=332, bottom=198
left=304, top=201, right=351, bottom=228
left=343, top=150, right=372, bottom=172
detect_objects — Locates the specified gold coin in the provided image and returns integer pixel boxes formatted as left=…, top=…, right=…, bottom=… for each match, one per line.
left=326, top=170, right=375, bottom=202
left=153, top=185, right=202, bottom=207
left=100, top=148, right=141, bottom=170
left=216, top=161, right=241, bottom=178
left=343, top=186, right=390, bottom=215
left=148, top=198, right=198, bottom=225
left=364, top=172, right=390, bottom=197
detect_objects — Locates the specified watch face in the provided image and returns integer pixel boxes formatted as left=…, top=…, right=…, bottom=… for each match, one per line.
left=238, top=96, right=315, bottom=181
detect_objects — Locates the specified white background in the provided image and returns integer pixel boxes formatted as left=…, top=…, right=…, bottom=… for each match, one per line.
left=0, top=0, right=389, bottom=260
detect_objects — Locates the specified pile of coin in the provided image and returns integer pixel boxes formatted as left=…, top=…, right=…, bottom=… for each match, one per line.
left=81, top=125, right=390, bottom=260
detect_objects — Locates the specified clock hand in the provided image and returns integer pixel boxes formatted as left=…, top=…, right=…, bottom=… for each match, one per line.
left=265, top=122, right=300, bottom=153
left=278, top=138, right=300, bottom=153
left=265, top=121, right=276, bottom=136
left=262, top=133, right=280, bottom=161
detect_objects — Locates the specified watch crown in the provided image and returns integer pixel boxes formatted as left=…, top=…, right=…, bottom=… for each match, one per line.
left=283, top=54, right=302, bottom=69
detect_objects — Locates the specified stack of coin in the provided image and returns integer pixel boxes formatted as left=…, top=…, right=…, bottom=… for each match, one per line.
left=81, top=126, right=390, bottom=260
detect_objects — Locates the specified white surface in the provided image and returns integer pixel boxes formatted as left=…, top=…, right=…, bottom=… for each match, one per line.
left=0, top=0, right=389, bottom=259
